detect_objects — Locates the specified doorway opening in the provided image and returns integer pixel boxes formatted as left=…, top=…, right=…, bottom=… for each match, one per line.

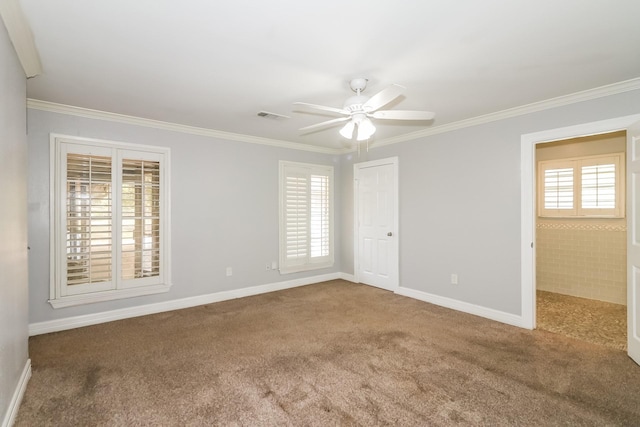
left=535, top=131, right=627, bottom=350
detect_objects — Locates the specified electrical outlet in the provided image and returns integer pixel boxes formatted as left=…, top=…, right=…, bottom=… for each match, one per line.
left=226, top=267, right=233, bottom=277
left=265, top=262, right=271, bottom=271
left=271, top=261, right=277, bottom=270
left=450, top=273, right=458, bottom=285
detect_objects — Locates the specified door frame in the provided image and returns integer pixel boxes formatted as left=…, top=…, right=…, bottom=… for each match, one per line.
left=353, top=156, right=399, bottom=289
left=520, top=113, right=640, bottom=330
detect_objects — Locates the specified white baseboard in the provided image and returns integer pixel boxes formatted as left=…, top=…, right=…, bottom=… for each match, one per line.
left=338, top=272, right=356, bottom=282
left=1, top=359, right=31, bottom=427
left=395, top=286, right=526, bottom=328
left=29, top=273, right=525, bottom=336
left=29, top=272, right=345, bottom=336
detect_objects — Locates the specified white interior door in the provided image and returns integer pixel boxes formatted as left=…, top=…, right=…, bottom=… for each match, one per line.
left=627, top=120, right=640, bottom=365
left=354, top=157, right=398, bottom=291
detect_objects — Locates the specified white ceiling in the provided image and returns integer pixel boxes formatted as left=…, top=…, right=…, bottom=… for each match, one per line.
left=19, top=0, right=640, bottom=150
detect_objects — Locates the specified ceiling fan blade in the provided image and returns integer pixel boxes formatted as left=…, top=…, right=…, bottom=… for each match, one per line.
left=363, top=84, right=405, bottom=112
left=293, top=102, right=348, bottom=116
left=299, top=117, right=350, bottom=132
left=371, top=110, right=435, bottom=120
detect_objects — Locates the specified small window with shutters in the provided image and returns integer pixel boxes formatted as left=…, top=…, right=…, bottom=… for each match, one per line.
left=279, top=161, right=334, bottom=274
left=537, top=153, right=624, bottom=218
left=50, top=135, right=171, bottom=308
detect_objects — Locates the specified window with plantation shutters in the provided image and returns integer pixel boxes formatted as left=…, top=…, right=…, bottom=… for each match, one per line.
left=279, top=161, right=334, bottom=274
left=51, top=136, right=171, bottom=308
left=538, top=153, right=624, bottom=218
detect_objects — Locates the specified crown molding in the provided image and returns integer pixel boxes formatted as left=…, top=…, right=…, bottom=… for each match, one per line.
left=26, top=99, right=345, bottom=155
left=28, top=77, right=640, bottom=154
left=371, top=77, right=640, bottom=149
left=0, top=0, right=42, bottom=77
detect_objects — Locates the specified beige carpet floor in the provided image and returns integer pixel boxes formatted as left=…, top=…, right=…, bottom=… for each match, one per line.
left=16, top=280, right=640, bottom=426
left=537, top=290, right=627, bottom=351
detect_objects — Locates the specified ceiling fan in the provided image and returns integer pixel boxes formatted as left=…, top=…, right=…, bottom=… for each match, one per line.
left=294, top=78, right=435, bottom=141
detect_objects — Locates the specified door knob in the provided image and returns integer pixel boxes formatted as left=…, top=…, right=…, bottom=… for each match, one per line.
left=387, top=232, right=393, bottom=236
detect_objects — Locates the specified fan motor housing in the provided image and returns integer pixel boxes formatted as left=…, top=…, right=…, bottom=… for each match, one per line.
left=343, top=95, right=369, bottom=112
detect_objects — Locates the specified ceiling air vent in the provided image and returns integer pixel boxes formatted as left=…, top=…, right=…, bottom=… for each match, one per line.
left=257, top=111, right=290, bottom=120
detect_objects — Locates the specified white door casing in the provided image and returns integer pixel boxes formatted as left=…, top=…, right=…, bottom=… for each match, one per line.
left=627, top=120, right=640, bottom=365
left=354, top=157, right=399, bottom=291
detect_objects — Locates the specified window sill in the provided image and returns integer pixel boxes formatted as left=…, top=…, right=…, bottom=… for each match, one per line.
left=538, top=215, right=624, bottom=219
left=49, top=283, right=172, bottom=308
left=279, top=262, right=333, bottom=275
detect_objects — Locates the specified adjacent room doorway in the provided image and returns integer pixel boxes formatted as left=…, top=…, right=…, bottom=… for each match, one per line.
left=534, top=131, right=627, bottom=351
left=354, top=157, right=399, bottom=291
left=521, top=114, right=640, bottom=365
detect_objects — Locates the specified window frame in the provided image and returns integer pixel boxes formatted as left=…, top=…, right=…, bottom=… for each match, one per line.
left=537, top=152, right=625, bottom=218
left=49, top=134, right=171, bottom=308
left=278, top=160, right=334, bottom=274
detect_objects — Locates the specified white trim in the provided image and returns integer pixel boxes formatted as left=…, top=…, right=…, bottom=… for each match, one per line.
left=0, top=0, right=42, bottom=77
left=520, top=134, right=536, bottom=330
left=28, top=78, right=640, bottom=154
left=353, top=157, right=399, bottom=290
left=395, top=286, right=526, bottom=328
left=520, top=113, right=640, bottom=331
left=30, top=269, right=539, bottom=337
left=29, top=272, right=343, bottom=336
left=49, top=284, right=172, bottom=309
left=50, top=132, right=174, bottom=154
left=338, top=272, right=356, bottom=283
left=27, top=99, right=342, bottom=155
left=371, top=78, right=640, bottom=149
left=1, top=359, right=31, bottom=427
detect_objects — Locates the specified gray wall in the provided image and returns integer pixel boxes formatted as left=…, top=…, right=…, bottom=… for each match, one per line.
left=26, top=86, right=640, bottom=325
left=341, top=90, right=640, bottom=315
left=27, top=109, right=342, bottom=323
left=0, top=18, right=29, bottom=425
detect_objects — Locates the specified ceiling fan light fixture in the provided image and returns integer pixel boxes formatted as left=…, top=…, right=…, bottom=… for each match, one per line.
left=295, top=78, right=434, bottom=142
left=339, top=121, right=355, bottom=139
left=356, top=118, right=376, bottom=141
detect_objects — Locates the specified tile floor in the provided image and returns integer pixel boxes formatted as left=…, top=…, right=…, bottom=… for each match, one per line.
left=536, top=290, right=627, bottom=351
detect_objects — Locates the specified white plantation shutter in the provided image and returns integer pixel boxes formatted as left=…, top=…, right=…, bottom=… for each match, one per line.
left=65, top=151, right=115, bottom=295
left=121, top=158, right=161, bottom=282
left=310, top=174, right=330, bottom=258
left=580, top=155, right=622, bottom=216
left=543, top=167, right=574, bottom=210
left=581, top=163, right=615, bottom=209
left=280, top=161, right=334, bottom=273
left=285, top=171, right=308, bottom=265
left=538, top=153, right=623, bottom=218
left=52, top=136, right=170, bottom=307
